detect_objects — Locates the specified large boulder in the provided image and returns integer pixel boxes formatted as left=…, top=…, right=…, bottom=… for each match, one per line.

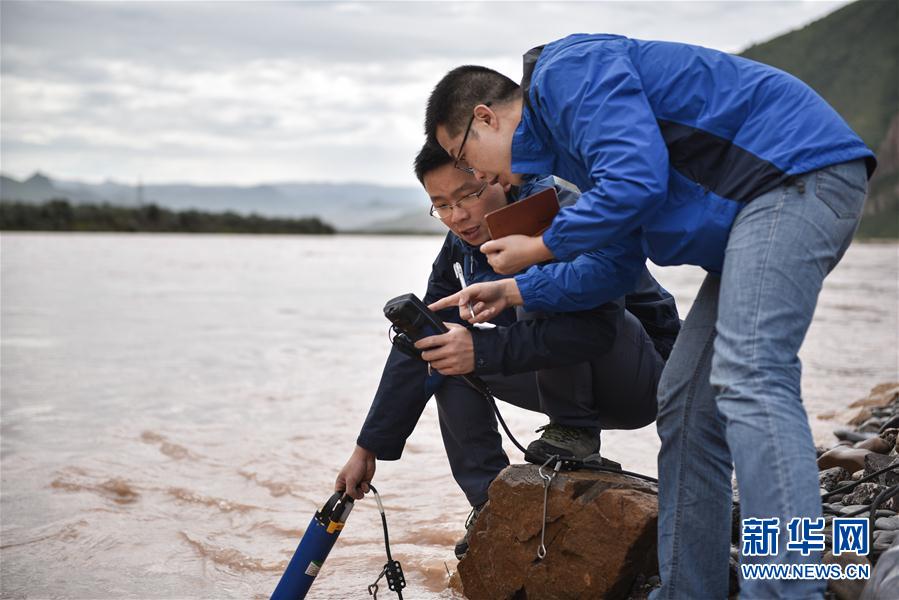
left=458, top=464, right=658, bottom=599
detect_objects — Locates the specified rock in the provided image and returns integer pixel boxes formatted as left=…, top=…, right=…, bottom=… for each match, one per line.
left=842, top=483, right=884, bottom=506
left=833, top=428, right=876, bottom=443
left=860, top=530, right=899, bottom=599
left=873, top=531, right=897, bottom=553
left=458, top=464, right=658, bottom=600
left=848, top=382, right=899, bottom=409
left=819, top=467, right=851, bottom=492
left=824, top=550, right=870, bottom=600
left=880, top=414, right=899, bottom=433
left=818, top=447, right=873, bottom=472
left=854, top=436, right=892, bottom=454
left=874, top=516, right=899, bottom=531
left=840, top=504, right=869, bottom=516
left=860, top=418, right=886, bottom=433
left=848, top=408, right=874, bottom=426
left=863, top=453, right=899, bottom=486
left=875, top=509, right=897, bottom=517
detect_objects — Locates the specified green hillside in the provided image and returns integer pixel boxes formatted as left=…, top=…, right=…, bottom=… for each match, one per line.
left=740, top=0, right=897, bottom=152
left=741, top=0, right=898, bottom=238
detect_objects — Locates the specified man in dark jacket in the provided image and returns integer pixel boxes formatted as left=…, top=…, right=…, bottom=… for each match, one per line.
left=336, top=141, right=680, bottom=558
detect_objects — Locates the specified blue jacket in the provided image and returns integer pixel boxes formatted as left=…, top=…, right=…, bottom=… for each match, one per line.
left=356, top=176, right=680, bottom=459
left=512, top=34, right=877, bottom=311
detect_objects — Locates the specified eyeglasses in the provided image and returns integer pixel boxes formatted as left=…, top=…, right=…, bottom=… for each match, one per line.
left=454, top=101, right=492, bottom=174
left=429, top=182, right=489, bottom=220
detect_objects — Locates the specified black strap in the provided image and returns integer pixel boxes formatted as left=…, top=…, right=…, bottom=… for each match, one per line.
left=521, top=44, right=545, bottom=113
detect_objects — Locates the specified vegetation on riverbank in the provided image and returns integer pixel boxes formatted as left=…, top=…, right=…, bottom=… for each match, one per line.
left=0, top=200, right=335, bottom=234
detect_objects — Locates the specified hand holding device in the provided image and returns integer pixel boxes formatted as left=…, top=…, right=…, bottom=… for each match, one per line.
left=335, top=445, right=376, bottom=500
left=428, top=279, right=524, bottom=325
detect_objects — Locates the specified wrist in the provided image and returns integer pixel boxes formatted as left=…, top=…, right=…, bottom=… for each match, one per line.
left=354, top=444, right=376, bottom=459
left=503, top=278, right=524, bottom=306
left=532, top=235, right=554, bottom=262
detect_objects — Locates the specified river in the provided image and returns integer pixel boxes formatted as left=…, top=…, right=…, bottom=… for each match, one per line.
left=1, top=233, right=896, bottom=599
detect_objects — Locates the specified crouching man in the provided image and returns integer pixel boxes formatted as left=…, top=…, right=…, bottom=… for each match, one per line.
left=335, top=141, right=680, bottom=558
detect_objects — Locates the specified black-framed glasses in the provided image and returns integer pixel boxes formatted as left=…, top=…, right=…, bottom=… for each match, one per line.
left=454, top=101, right=492, bottom=174
left=429, top=182, right=489, bottom=220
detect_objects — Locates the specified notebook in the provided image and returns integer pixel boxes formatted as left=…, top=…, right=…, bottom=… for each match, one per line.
left=485, top=187, right=560, bottom=239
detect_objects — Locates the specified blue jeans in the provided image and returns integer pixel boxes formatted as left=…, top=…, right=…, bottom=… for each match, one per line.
left=652, top=160, right=868, bottom=599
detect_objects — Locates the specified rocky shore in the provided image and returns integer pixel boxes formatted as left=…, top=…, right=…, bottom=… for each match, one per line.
left=454, top=382, right=899, bottom=599
left=814, top=382, right=899, bottom=599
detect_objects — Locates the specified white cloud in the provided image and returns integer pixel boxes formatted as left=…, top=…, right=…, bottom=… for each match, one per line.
left=0, top=0, right=852, bottom=186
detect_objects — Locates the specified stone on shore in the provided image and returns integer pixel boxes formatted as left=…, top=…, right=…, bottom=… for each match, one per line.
left=854, top=436, right=892, bottom=454
left=818, top=446, right=873, bottom=472
left=823, top=551, right=870, bottom=600
left=848, top=383, right=899, bottom=409
left=864, top=453, right=899, bottom=487
left=819, top=467, right=851, bottom=492
left=458, top=464, right=658, bottom=600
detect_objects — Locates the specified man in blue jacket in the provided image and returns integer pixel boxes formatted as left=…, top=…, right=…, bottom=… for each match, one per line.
left=425, top=35, right=875, bottom=598
left=336, top=140, right=680, bottom=559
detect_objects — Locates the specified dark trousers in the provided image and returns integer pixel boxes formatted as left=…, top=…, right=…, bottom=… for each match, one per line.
left=435, top=310, right=663, bottom=506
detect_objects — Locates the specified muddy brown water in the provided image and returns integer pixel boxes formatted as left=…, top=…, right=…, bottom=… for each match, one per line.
left=1, top=233, right=896, bottom=599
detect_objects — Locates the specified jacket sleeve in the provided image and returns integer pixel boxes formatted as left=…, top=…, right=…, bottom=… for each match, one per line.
left=355, top=234, right=462, bottom=460
left=468, top=301, right=622, bottom=376
left=534, top=45, right=670, bottom=261
left=514, top=228, right=646, bottom=312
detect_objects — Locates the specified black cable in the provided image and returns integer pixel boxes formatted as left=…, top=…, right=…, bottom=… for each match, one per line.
left=368, top=484, right=393, bottom=561
left=367, top=484, right=404, bottom=600
left=480, top=387, right=659, bottom=484
left=822, top=464, right=899, bottom=500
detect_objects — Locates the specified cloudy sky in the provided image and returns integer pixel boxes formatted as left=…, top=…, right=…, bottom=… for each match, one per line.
left=1, top=0, right=851, bottom=188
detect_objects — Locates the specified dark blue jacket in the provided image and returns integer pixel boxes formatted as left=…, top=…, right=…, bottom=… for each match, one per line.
left=511, top=35, right=877, bottom=311
left=356, top=176, right=680, bottom=460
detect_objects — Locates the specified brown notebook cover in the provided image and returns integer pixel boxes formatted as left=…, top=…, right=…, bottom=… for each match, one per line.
left=485, top=187, right=560, bottom=239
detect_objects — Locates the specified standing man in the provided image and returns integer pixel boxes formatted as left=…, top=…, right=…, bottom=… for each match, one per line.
left=336, top=140, right=679, bottom=559
left=425, top=35, right=875, bottom=598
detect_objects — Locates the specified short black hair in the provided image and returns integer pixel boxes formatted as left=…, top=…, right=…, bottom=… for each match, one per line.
left=424, top=65, right=520, bottom=141
left=413, top=139, right=452, bottom=184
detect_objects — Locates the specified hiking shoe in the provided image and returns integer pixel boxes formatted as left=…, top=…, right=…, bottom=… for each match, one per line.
left=525, top=423, right=600, bottom=464
left=454, top=502, right=485, bottom=560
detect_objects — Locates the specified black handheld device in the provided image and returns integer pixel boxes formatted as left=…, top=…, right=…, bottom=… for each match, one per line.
left=383, top=293, right=449, bottom=348
left=383, top=293, right=489, bottom=395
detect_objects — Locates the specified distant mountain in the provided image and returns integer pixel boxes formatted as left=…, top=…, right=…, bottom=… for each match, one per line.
left=740, top=0, right=898, bottom=237
left=357, top=208, right=447, bottom=234
left=0, top=172, right=60, bottom=203
left=0, top=174, right=431, bottom=231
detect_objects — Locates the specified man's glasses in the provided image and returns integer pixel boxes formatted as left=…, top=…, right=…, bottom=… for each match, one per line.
left=454, top=101, right=492, bottom=174
left=429, top=182, right=489, bottom=220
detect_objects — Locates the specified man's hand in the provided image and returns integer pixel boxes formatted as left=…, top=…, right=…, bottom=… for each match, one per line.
left=414, top=322, right=474, bottom=375
left=429, top=279, right=524, bottom=325
left=480, top=234, right=554, bottom=275
left=335, top=445, right=376, bottom=500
